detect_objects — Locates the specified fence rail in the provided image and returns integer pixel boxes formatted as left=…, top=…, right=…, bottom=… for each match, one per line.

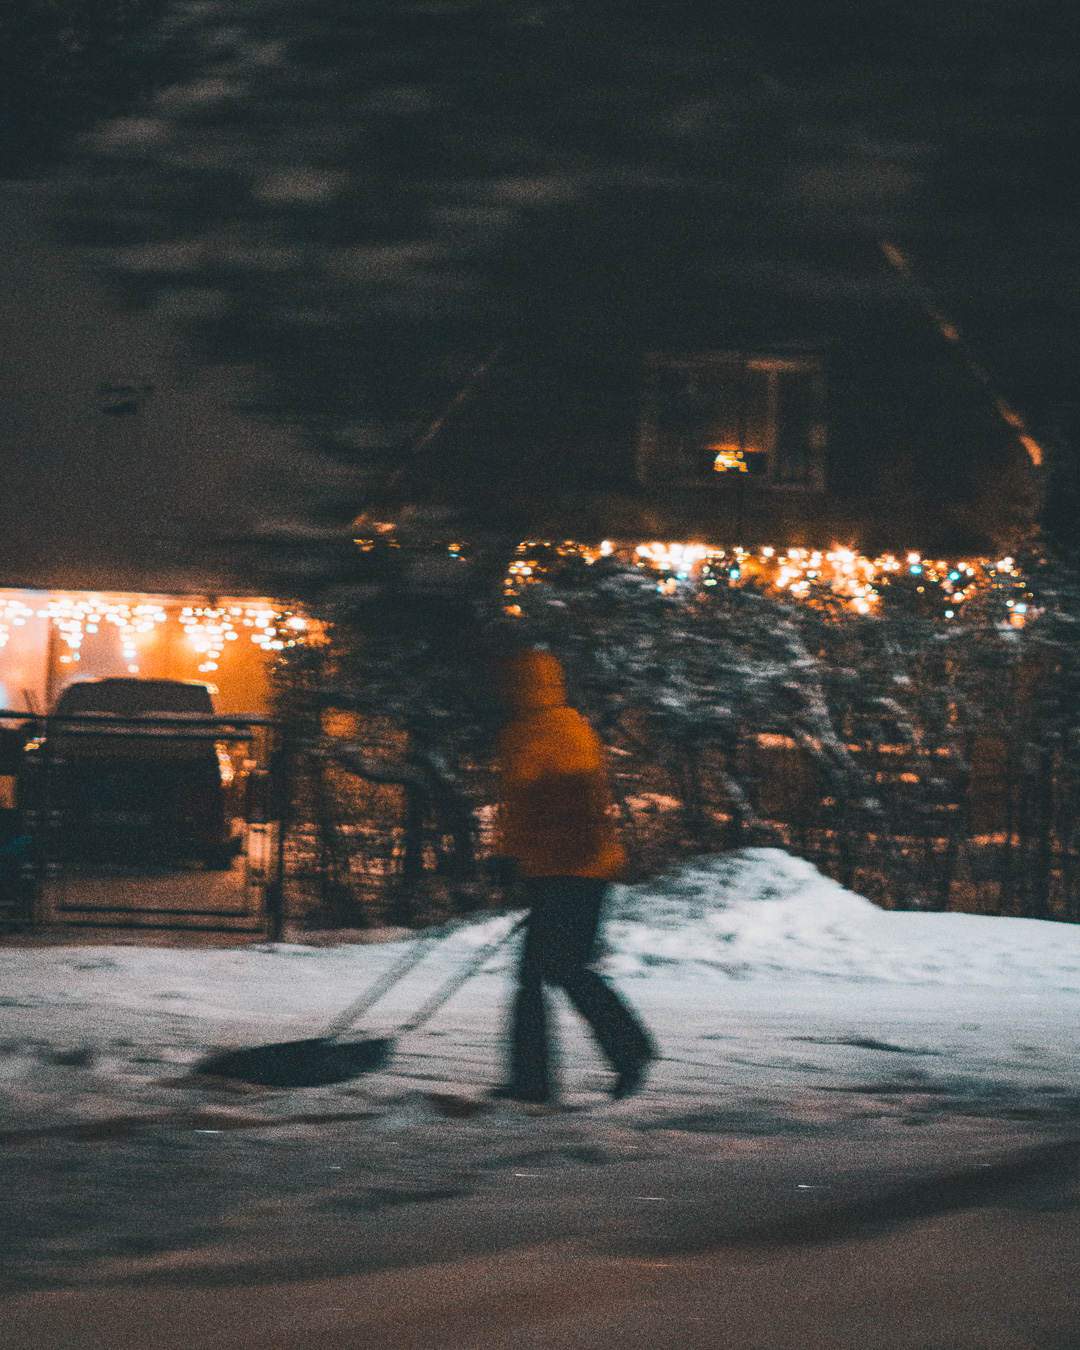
left=6, top=619, right=1080, bottom=933
left=0, top=710, right=280, bottom=933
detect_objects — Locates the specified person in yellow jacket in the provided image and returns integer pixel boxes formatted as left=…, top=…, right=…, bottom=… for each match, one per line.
left=492, top=647, right=654, bottom=1104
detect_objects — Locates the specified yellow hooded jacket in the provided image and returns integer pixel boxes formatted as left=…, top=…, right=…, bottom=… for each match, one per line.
left=494, top=650, right=626, bottom=880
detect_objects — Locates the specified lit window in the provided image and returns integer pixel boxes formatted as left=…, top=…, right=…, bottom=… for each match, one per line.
left=638, top=352, right=826, bottom=490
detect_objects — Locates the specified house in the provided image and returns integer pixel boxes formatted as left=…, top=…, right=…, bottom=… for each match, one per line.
left=0, top=181, right=330, bottom=719
left=396, top=246, right=1043, bottom=558
left=0, top=175, right=1043, bottom=619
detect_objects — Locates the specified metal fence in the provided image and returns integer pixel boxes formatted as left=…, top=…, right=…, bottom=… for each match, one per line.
left=0, top=710, right=280, bottom=934
left=268, top=708, right=1080, bottom=929
left=6, top=629, right=1080, bottom=934
left=272, top=735, right=504, bottom=931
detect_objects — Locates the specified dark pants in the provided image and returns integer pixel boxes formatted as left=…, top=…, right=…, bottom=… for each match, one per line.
left=507, top=877, right=653, bottom=1099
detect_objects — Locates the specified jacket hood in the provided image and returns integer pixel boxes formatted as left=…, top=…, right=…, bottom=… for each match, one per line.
left=496, top=648, right=568, bottom=712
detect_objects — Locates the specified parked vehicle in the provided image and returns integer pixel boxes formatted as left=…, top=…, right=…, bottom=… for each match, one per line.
left=19, top=678, right=239, bottom=869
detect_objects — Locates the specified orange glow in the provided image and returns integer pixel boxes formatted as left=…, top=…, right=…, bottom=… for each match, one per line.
left=710, top=443, right=750, bottom=473
left=1, top=591, right=312, bottom=688
left=1019, top=434, right=1044, bottom=467
left=995, top=399, right=1024, bottom=430
left=501, top=540, right=1033, bottom=622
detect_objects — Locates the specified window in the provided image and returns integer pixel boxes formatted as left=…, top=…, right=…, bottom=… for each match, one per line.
left=637, top=352, right=825, bottom=490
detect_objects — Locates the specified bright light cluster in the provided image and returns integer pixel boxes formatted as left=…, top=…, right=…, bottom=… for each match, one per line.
left=711, top=445, right=750, bottom=473
left=633, top=545, right=1032, bottom=622
left=179, top=604, right=306, bottom=672
left=0, top=592, right=311, bottom=679
left=38, top=597, right=168, bottom=671
left=505, top=541, right=583, bottom=598
left=0, top=596, right=36, bottom=651
left=503, top=541, right=1034, bottom=623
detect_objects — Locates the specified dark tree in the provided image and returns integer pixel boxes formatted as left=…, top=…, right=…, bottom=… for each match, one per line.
left=0, top=0, right=183, bottom=177
left=52, top=0, right=1079, bottom=565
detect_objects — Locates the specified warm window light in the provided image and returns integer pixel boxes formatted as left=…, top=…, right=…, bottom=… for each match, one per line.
left=711, top=444, right=749, bottom=473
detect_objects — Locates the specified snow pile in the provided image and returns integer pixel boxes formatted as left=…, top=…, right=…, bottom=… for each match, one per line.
left=2, top=850, right=1080, bottom=1048
left=4, top=851, right=1080, bottom=1304
left=600, top=848, right=1080, bottom=990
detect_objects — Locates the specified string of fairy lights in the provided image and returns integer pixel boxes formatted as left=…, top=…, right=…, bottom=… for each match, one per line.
left=0, top=543, right=1038, bottom=676
left=503, top=541, right=1036, bottom=625
left=0, top=594, right=309, bottom=674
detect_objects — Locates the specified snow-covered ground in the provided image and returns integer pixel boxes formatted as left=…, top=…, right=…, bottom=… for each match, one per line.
left=3, top=848, right=1080, bottom=1296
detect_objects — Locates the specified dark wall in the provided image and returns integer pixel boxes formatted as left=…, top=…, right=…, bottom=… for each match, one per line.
left=423, top=307, right=1040, bottom=554
left=827, top=308, right=1040, bottom=554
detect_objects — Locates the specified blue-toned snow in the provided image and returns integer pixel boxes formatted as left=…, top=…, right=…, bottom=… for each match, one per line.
left=2, top=845, right=1080, bottom=1298
left=2, top=847, right=1079, bottom=1137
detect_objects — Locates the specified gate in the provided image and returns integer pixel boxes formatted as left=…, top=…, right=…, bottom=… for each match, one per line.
left=0, top=709, right=286, bottom=936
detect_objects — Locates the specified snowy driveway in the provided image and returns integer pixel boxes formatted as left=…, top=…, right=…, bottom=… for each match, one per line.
left=2, top=849, right=1080, bottom=1330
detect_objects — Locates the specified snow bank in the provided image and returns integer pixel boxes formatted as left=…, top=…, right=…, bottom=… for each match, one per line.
left=600, top=848, right=1080, bottom=990
left=2, top=851, right=1079, bottom=1034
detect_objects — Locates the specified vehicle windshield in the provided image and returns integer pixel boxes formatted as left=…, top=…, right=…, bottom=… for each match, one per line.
left=53, top=680, right=215, bottom=717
